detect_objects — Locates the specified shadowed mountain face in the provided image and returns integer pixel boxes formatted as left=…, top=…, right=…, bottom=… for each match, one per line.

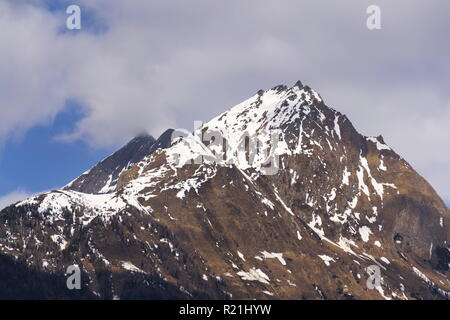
left=66, top=129, right=173, bottom=194
left=0, top=82, right=449, bottom=300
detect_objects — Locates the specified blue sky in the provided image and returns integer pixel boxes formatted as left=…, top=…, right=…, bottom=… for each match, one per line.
left=0, top=0, right=449, bottom=209
left=0, top=100, right=112, bottom=197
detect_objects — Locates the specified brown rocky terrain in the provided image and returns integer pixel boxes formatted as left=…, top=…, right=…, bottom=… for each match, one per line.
left=0, top=81, right=449, bottom=299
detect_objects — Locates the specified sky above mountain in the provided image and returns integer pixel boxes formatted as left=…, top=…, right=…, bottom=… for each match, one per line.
left=0, top=0, right=449, bottom=208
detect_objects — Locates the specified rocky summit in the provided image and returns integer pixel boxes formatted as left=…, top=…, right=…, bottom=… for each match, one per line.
left=0, top=81, right=449, bottom=300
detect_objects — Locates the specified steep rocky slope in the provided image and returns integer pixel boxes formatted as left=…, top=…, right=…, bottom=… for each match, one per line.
left=0, top=81, right=449, bottom=300
left=66, top=129, right=173, bottom=194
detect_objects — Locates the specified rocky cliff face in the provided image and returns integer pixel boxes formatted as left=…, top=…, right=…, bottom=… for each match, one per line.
left=65, top=129, right=173, bottom=194
left=0, top=81, right=449, bottom=299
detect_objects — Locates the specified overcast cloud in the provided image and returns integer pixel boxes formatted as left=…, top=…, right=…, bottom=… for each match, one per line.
left=0, top=0, right=449, bottom=202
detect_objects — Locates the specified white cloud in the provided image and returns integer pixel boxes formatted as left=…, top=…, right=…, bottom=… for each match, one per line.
left=0, top=190, right=31, bottom=211
left=0, top=0, right=449, bottom=201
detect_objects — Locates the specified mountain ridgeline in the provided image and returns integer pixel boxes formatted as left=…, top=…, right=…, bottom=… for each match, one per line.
left=0, top=81, right=449, bottom=300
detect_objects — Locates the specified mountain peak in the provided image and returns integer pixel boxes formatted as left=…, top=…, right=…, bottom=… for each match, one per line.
left=133, top=132, right=154, bottom=140
left=65, top=130, right=171, bottom=194
left=294, top=80, right=304, bottom=88
left=270, top=84, right=288, bottom=92
left=2, top=81, right=449, bottom=300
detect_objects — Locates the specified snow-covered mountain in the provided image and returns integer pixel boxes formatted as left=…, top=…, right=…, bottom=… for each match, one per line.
left=66, top=129, right=173, bottom=194
left=0, top=81, right=449, bottom=299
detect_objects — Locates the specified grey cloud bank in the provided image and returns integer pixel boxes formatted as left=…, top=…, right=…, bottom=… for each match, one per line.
left=0, top=0, right=449, bottom=203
